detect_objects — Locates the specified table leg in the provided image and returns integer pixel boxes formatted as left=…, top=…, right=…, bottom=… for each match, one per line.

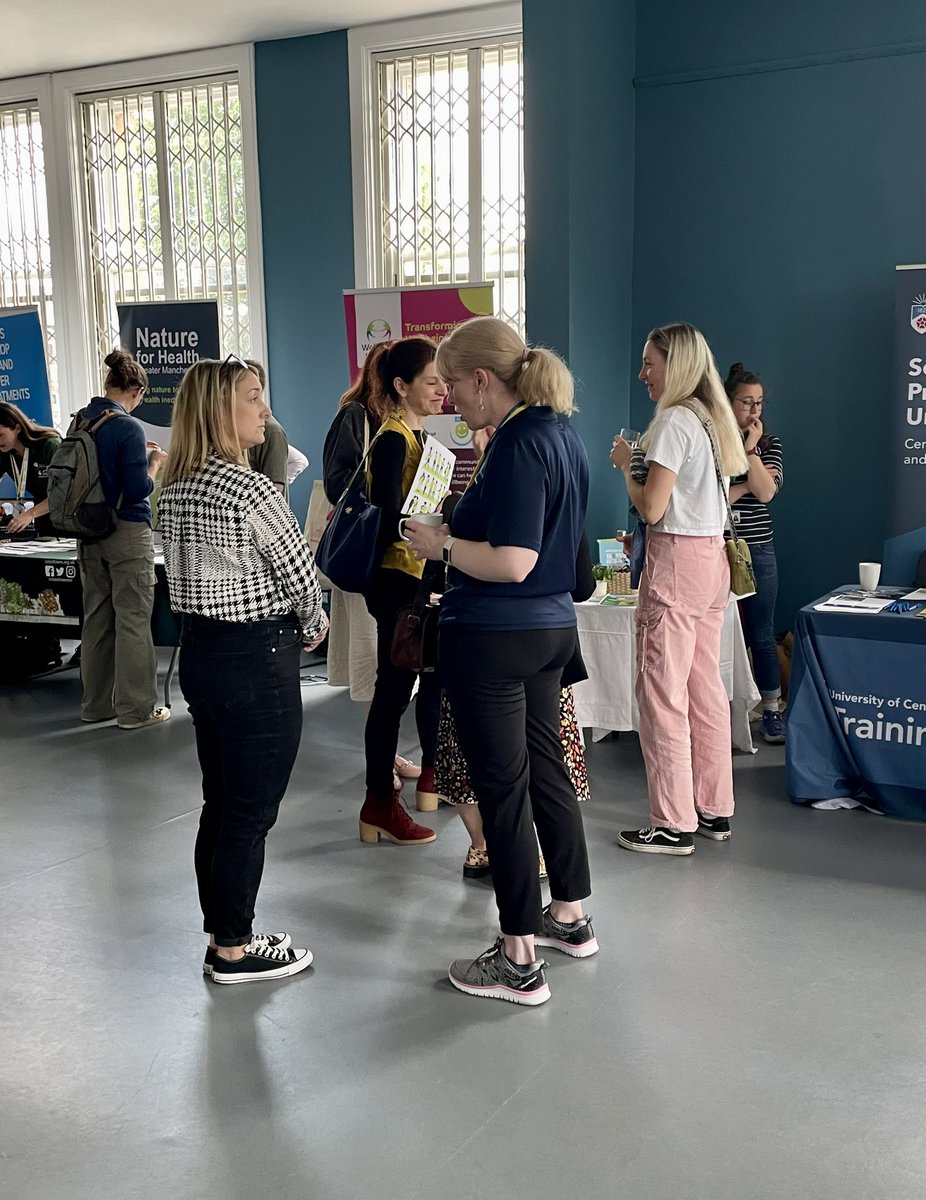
left=164, top=645, right=180, bottom=708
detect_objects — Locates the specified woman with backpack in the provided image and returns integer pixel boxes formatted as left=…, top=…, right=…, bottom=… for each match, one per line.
left=75, top=350, right=168, bottom=728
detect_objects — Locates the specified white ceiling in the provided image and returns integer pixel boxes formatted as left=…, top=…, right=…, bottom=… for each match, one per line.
left=2, top=0, right=496, bottom=79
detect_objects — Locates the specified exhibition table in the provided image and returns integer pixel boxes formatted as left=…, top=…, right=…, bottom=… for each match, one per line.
left=572, top=597, right=761, bottom=753
left=786, top=590, right=926, bottom=820
left=0, top=539, right=181, bottom=703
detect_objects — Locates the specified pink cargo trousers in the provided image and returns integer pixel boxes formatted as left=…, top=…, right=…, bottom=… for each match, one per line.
left=635, top=530, right=735, bottom=833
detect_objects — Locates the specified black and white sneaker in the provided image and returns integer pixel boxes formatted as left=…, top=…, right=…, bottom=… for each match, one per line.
left=618, top=826, right=695, bottom=855
left=448, top=938, right=551, bottom=1006
left=696, top=813, right=732, bottom=841
left=534, top=904, right=599, bottom=958
left=203, top=931, right=292, bottom=975
left=211, top=939, right=313, bottom=985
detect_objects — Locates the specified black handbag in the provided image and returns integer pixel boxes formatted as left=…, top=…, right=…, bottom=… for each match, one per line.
left=314, top=440, right=382, bottom=594
left=391, top=571, right=440, bottom=672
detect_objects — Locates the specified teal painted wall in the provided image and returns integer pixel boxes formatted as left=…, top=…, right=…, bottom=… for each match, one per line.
left=254, top=32, right=355, bottom=526
left=632, top=9, right=926, bottom=624
left=522, top=0, right=636, bottom=549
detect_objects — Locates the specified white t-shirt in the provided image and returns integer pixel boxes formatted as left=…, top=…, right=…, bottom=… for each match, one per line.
left=644, top=406, right=727, bottom=536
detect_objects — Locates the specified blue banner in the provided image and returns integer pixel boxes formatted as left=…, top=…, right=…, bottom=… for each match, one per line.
left=117, top=300, right=220, bottom=429
left=0, top=308, right=53, bottom=427
left=884, top=265, right=926, bottom=584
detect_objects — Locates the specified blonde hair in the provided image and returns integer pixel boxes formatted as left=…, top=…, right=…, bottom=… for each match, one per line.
left=435, top=316, right=575, bottom=415
left=161, top=358, right=257, bottom=486
left=641, top=323, right=748, bottom=476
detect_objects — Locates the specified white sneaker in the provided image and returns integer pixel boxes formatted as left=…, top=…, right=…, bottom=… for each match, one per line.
left=117, top=707, right=171, bottom=730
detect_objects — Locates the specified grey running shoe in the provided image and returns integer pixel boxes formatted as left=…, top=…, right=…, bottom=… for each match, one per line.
left=448, top=938, right=550, bottom=1006
left=534, top=904, right=599, bottom=958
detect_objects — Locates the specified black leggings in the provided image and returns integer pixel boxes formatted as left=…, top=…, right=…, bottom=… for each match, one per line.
left=363, top=568, right=441, bottom=796
left=440, top=624, right=592, bottom=935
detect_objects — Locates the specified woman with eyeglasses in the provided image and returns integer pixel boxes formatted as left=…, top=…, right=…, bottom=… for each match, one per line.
left=77, top=349, right=168, bottom=729
left=724, top=363, right=785, bottom=744
left=158, top=356, right=328, bottom=984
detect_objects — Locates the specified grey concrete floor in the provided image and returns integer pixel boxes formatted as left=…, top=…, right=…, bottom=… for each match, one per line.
left=3, top=650, right=926, bottom=1200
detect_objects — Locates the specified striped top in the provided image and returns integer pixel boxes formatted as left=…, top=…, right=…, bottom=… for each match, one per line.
left=730, top=435, right=783, bottom=545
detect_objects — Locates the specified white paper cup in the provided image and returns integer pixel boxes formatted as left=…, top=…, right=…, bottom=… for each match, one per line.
left=859, top=562, right=881, bottom=591
left=399, top=512, right=444, bottom=541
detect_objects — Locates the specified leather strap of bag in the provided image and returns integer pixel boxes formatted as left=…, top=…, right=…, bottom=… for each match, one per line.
left=332, top=428, right=383, bottom=507
left=679, top=399, right=739, bottom=540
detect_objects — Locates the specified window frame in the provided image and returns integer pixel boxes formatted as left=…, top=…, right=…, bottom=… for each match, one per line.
left=348, top=4, right=522, bottom=293
left=0, top=46, right=266, bottom=422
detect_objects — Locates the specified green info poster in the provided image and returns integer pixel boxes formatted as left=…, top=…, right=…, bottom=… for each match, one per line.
left=117, top=300, right=220, bottom=437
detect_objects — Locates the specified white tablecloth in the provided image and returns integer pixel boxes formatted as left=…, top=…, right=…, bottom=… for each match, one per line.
left=572, top=598, right=761, bottom=752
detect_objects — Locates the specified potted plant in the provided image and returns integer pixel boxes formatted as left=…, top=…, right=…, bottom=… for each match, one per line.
left=591, top=563, right=613, bottom=599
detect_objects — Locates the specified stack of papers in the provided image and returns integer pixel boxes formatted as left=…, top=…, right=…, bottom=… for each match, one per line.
left=814, top=594, right=891, bottom=614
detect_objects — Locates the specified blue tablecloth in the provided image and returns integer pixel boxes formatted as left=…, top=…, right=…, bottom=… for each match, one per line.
left=786, top=589, right=926, bottom=820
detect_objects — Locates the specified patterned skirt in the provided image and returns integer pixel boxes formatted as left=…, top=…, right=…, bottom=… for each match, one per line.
left=434, top=686, right=590, bottom=805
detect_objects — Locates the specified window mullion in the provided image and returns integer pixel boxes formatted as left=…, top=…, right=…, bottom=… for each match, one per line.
left=153, top=89, right=175, bottom=299
left=466, top=46, right=483, bottom=286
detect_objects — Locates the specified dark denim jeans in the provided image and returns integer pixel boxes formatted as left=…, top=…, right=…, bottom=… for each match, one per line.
left=179, top=614, right=304, bottom=947
left=739, top=540, right=781, bottom=700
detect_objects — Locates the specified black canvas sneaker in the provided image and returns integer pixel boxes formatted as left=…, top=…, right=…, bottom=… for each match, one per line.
left=203, top=931, right=292, bottom=974
left=696, top=813, right=732, bottom=841
left=534, top=905, right=599, bottom=958
left=211, top=939, right=313, bottom=985
left=448, top=938, right=551, bottom=1006
left=617, top=826, right=695, bottom=855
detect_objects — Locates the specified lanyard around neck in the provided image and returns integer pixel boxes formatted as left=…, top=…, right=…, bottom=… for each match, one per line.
left=466, top=402, right=528, bottom=490
left=10, top=447, right=29, bottom=499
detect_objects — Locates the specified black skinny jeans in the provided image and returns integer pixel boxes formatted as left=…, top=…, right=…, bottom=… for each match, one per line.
left=179, top=614, right=304, bottom=947
left=440, top=625, right=592, bottom=935
left=364, top=567, right=441, bottom=796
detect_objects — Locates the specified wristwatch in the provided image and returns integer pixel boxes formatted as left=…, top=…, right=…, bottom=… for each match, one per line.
left=442, top=536, right=457, bottom=565
left=746, top=448, right=761, bottom=457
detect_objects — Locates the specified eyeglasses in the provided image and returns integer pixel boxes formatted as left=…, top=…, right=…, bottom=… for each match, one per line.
left=733, top=397, right=765, bottom=410
left=219, top=353, right=248, bottom=374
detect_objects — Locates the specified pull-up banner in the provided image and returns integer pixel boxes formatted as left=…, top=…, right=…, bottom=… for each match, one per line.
left=343, top=283, right=494, bottom=491
left=0, top=307, right=53, bottom=427
left=117, top=300, right=220, bottom=434
left=884, top=266, right=926, bottom=583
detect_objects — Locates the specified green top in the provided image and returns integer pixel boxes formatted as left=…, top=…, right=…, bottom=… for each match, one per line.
left=0, top=436, right=61, bottom=501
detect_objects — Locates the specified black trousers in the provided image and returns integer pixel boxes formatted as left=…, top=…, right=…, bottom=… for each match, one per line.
left=440, top=625, right=592, bottom=935
left=179, top=614, right=304, bottom=947
left=364, top=567, right=441, bottom=796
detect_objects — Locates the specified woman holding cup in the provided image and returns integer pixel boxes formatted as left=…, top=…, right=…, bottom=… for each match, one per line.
left=358, top=337, right=448, bottom=846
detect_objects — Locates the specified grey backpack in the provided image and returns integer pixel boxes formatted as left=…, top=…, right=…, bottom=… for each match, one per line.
left=47, top=409, right=123, bottom=539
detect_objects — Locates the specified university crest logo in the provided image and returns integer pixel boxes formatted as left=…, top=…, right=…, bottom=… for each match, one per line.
left=911, top=294, right=926, bottom=334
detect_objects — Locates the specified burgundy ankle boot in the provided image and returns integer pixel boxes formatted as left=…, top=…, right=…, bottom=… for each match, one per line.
left=359, top=791, right=437, bottom=845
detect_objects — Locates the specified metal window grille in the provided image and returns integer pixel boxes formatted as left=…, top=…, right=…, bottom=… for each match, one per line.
left=0, top=103, right=58, bottom=420
left=374, top=38, right=524, bottom=333
left=80, top=77, right=250, bottom=368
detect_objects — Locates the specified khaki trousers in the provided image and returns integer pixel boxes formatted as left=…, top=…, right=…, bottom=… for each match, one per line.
left=78, top=520, right=157, bottom=722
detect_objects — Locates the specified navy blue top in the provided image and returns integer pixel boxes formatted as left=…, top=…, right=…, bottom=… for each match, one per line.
left=81, top=398, right=153, bottom=524
left=441, top=406, right=588, bottom=630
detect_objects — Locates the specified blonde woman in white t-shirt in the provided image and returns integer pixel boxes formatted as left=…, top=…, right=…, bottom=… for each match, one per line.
left=610, top=323, right=748, bottom=855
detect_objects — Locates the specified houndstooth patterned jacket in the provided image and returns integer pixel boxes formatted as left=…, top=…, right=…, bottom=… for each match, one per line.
left=158, top=454, right=325, bottom=640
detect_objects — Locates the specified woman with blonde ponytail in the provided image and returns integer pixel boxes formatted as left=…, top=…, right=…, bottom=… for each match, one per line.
left=406, top=316, right=597, bottom=1007
left=610, top=323, right=747, bottom=856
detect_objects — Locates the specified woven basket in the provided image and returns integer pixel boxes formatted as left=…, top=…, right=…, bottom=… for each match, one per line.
left=607, top=571, right=633, bottom=595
